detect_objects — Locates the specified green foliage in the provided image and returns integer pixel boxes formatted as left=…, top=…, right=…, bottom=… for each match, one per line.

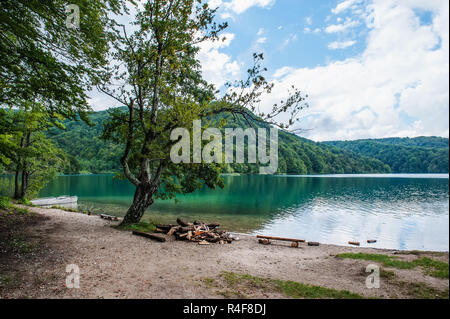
left=16, top=198, right=32, bottom=205
left=47, top=111, right=123, bottom=174
left=7, top=236, right=36, bottom=254
left=0, top=178, right=14, bottom=197
left=395, top=281, right=449, bottom=299
left=220, top=272, right=363, bottom=299
left=13, top=206, right=30, bottom=215
left=324, top=137, right=449, bottom=173
left=48, top=109, right=392, bottom=175
left=0, top=0, right=128, bottom=198
left=336, top=253, right=449, bottom=278
left=4, top=105, right=66, bottom=199
left=0, top=0, right=127, bottom=116
left=0, top=196, right=12, bottom=210
left=116, top=221, right=157, bottom=233
left=0, top=108, right=17, bottom=166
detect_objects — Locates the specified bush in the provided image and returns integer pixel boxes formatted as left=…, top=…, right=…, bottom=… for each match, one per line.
left=0, top=196, right=12, bottom=210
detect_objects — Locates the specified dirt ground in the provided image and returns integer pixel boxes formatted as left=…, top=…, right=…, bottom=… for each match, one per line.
left=0, top=206, right=448, bottom=299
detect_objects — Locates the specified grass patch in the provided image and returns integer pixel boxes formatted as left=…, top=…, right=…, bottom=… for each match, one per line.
left=16, top=198, right=32, bottom=206
left=202, top=277, right=219, bottom=288
left=400, top=250, right=446, bottom=257
left=13, top=206, right=30, bottom=215
left=218, top=290, right=247, bottom=298
left=380, top=269, right=396, bottom=280
left=115, top=221, right=156, bottom=233
left=397, top=281, right=449, bottom=299
left=0, top=196, right=12, bottom=210
left=336, top=253, right=449, bottom=279
left=0, top=274, right=19, bottom=289
left=220, top=272, right=363, bottom=299
left=7, top=237, right=37, bottom=254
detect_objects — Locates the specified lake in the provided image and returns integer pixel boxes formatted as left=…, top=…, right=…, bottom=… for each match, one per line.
left=32, top=173, right=449, bottom=251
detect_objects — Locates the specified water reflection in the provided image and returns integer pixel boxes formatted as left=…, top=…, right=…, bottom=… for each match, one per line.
left=3, top=173, right=447, bottom=251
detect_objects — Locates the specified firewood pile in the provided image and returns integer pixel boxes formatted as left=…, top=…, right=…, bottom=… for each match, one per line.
left=155, top=218, right=235, bottom=245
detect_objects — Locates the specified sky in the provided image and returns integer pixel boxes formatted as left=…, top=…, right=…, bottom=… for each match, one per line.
left=90, top=0, right=449, bottom=142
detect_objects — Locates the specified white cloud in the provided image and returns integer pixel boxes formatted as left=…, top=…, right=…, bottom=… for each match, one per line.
left=257, top=28, right=264, bottom=36
left=325, top=18, right=360, bottom=33
left=281, top=33, right=298, bottom=49
left=197, top=33, right=241, bottom=90
left=256, top=37, right=267, bottom=44
left=223, top=0, right=275, bottom=15
left=328, top=40, right=356, bottom=49
left=305, top=16, right=313, bottom=25
left=304, top=27, right=321, bottom=34
left=332, top=0, right=361, bottom=14
left=273, top=66, right=294, bottom=78
left=208, top=0, right=223, bottom=8
left=261, top=0, right=449, bottom=140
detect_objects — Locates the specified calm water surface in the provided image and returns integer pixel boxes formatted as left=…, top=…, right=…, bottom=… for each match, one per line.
left=34, top=174, right=450, bottom=251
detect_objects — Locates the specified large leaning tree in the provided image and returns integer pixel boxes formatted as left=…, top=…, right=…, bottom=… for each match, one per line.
left=0, top=0, right=127, bottom=168
left=98, top=0, right=308, bottom=225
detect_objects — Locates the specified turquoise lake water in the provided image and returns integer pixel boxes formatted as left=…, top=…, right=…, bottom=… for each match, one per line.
left=32, top=173, right=449, bottom=251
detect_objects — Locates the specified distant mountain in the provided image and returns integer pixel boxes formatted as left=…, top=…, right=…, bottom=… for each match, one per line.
left=48, top=109, right=391, bottom=175
left=322, top=137, right=449, bottom=173
left=48, top=111, right=123, bottom=174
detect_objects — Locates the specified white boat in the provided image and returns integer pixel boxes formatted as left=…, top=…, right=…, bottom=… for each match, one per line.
left=30, top=196, right=78, bottom=207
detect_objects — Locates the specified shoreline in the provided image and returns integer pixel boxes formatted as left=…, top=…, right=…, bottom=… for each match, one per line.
left=1, top=205, right=448, bottom=299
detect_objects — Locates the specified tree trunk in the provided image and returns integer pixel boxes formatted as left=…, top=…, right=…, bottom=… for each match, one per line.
left=14, top=164, right=21, bottom=199
left=20, top=168, right=29, bottom=199
left=19, top=132, right=31, bottom=199
left=120, top=183, right=155, bottom=225
left=14, top=137, right=24, bottom=199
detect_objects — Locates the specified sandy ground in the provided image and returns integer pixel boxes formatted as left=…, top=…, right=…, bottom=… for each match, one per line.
left=1, top=206, right=448, bottom=299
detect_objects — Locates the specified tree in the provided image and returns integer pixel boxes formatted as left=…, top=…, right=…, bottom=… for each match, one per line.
left=0, top=0, right=127, bottom=197
left=0, top=0, right=128, bottom=118
left=98, top=0, right=308, bottom=225
left=7, top=103, right=65, bottom=199
left=0, top=108, right=16, bottom=167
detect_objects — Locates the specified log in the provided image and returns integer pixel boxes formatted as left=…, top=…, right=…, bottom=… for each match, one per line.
left=348, top=241, right=360, bottom=246
left=179, top=226, right=195, bottom=232
left=258, top=238, right=271, bottom=245
left=291, top=241, right=299, bottom=248
left=256, top=235, right=305, bottom=243
left=167, top=226, right=180, bottom=236
left=176, top=218, right=191, bottom=227
left=367, top=239, right=377, bottom=244
left=307, top=241, right=320, bottom=246
left=100, top=214, right=119, bottom=221
left=132, top=231, right=166, bottom=242
left=155, top=224, right=177, bottom=232
left=156, top=218, right=229, bottom=245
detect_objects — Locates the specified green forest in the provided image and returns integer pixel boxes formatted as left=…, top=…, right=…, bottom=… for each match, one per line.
left=323, top=137, right=449, bottom=173
left=45, top=108, right=447, bottom=176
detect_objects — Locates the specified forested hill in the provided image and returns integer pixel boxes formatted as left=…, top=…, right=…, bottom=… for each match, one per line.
left=323, top=137, right=449, bottom=173
left=48, top=109, right=391, bottom=175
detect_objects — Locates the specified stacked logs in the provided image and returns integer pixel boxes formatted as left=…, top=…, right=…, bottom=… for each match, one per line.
left=155, top=218, right=234, bottom=245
